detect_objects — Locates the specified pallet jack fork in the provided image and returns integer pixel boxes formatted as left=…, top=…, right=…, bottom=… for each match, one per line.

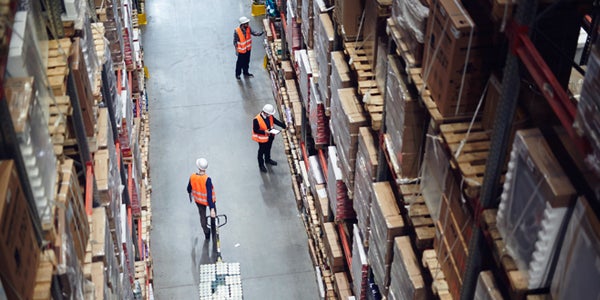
left=198, top=214, right=244, bottom=299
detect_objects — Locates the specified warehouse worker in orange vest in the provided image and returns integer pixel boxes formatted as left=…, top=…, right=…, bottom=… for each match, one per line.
left=187, top=158, right=216, bottom=239
left=252, top=104, right=286, bottom=173
left=234, top=16, right=264, bottom=80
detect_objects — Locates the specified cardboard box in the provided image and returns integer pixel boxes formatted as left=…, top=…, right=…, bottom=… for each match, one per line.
left=0, top=160, right=40, bottom=300
left=334, top=0, right=364, bottom=40
left=423, top=0, right=496, bottom=117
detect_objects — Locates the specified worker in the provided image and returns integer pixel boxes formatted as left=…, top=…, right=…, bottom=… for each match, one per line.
left=252, top=104, right=286, bottom=173
left=234, top=16, right=264, bottom=80
left=187, top=158, right=216, bottom=239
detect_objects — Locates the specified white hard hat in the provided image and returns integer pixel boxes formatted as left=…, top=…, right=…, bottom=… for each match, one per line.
left=262, top=104, right=275, bottom=115
left=239, top=16, right=250, bottom=24
left=196, top=158, right=208, bottom=170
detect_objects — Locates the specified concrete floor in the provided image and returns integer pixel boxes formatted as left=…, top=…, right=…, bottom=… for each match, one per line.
left=143, top=1, right=319, bottom=299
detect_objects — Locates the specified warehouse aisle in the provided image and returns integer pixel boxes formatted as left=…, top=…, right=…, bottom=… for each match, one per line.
left=143, top=1, right=319, bottom=299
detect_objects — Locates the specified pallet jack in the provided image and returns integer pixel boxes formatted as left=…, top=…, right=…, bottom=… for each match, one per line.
left=198, top=214, right=244, bottom=300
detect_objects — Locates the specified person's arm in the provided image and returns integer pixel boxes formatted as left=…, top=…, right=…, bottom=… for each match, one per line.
left=233, top=30, right=239, bottom=47
left=273, top=117, right=287, bottom=129
left=187, top=178, right=193, bottom=202
left=253, top=118, right=269, bottom=135
left=206, top=178, right=216, bottom=217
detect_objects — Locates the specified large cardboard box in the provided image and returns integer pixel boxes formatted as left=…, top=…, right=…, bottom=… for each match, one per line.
left=334, top=0, right=364, bottom=40
left=0, top=160, right=40, bottom=300
left=423, top=0, right=496, bottom=117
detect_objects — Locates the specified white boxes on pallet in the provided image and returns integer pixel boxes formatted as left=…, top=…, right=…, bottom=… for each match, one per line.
left=314, top=13, right=335, bottom=105
left=496, top=128, right=576, bottom=289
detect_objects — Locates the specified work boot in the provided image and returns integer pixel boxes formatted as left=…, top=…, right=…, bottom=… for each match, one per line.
left=267, top=159, right=278, bottom=166
left=204, top=230, right=211, bottom=240
left=236, top=75, right=241, bottom=80
left=244, top=73, right=254, bottom=77
left=259, top=165, right=267, bottom=173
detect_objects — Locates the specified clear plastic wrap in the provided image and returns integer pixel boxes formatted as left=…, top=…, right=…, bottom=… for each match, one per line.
left=8, top=11, right=51, bottom=121
left=574, top=47, right=600, bottom=176
left=392, top=0, right=429, bottom=44
left=551, top=197, right=600, bottom=299
left=496, top=129, right=576, bottom=289
left=420, top=131, right=449, bottom=222
left=4, top=77, right=57, bottom=228
left=354, top=140, right=373, bottom=245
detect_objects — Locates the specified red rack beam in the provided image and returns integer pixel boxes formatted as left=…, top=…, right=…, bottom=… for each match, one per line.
left=338, top=223, right=352, bottom=269
left=300, top=141, right=309, bottom=171
left=85, top=161, right=94, bottom=215
left=318, top=148, right=328, bottom=182
left=509, top=22, right=590, bottom=155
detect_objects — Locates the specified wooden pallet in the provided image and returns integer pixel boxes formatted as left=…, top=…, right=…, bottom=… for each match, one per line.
left=481, top=209, right=529, bottom=300
left=422, top=249, right=453, bottom=300
left=439, top=121, right=494, bottom=200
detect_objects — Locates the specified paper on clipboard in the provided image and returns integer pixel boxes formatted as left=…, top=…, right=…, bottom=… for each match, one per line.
left=269, top=129, right=281, bottom=135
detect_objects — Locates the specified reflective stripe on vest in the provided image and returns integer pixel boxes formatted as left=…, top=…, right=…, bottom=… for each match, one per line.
left=236, top=27, right=252, bottom=54
left=252, top=114, right=273, bottom=143
left=190, top=173, right=216, bottom=206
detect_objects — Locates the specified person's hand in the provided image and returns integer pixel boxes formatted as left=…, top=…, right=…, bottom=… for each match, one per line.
left=210, top=208, right=216, bottom=218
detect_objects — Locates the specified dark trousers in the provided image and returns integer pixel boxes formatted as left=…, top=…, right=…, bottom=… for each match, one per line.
left=196, top=202, right=210, bottom=235
left=257, top=137, right=274, bottom=167
left=235, top=51, right=251, bottom=76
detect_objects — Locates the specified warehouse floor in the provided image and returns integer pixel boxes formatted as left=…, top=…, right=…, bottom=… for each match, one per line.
left=143, top=1, right=319, bottom=299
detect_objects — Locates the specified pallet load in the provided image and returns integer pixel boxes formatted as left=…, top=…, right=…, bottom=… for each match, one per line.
left=4, top=77, right=57, bottom=235
left=0, top=160, right=41, bottom=300
left=390, top=0, right=429, bottom=66
left=368, top=182, right=406, bottom=296
left=497, top=129, right=576, bottom=289
left=388, top=236, right=426, bottom=300
left=550, top=197, right=600, bottom=299
left=422, top=0, right=497, bottom=117
left=383, top=54, right=426, bottom=180
left=351, top=224, right=369, bottom=300
left=330, top=87, right=368, bottom=194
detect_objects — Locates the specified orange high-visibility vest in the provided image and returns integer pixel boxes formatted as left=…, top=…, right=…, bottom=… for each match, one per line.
left=252, top=114, right=273, bottom=143
left=190, top=173, right=216, bottom=206
left=236, top=27, right=252, bottom=54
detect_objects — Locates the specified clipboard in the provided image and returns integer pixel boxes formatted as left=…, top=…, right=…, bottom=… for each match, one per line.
left=269, top=129, right=281, bottom=135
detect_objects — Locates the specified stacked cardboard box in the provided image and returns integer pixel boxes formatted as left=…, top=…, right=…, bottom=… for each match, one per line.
left=330, top=88, right=368, bottom=193
left=351, top=224, right=369, bottom=300
left=315, top=12, right=335, bottom=105
left=384, top=55, right=426, bottom=179
left=353, top=127, right=379, bottom=245
left=301, top=0, right=314, bottom=48
left=575, top=47, right=600, bottom=176
left=326, top=146, right=354, bottom=221
left=368, top=182, right=405, bottom=296
left=334, top=0, right=364, bottom=41
left=387, top=236, right=426, bottom=300
left=309, top=77, right=330, bottom=146
left=422, top=0, right=496, bottom=117
left=323, top=222, right=345, bottom=272
left=95, top=0, right=125, bottom=68
left=329, top=51, right=353, bottom=111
